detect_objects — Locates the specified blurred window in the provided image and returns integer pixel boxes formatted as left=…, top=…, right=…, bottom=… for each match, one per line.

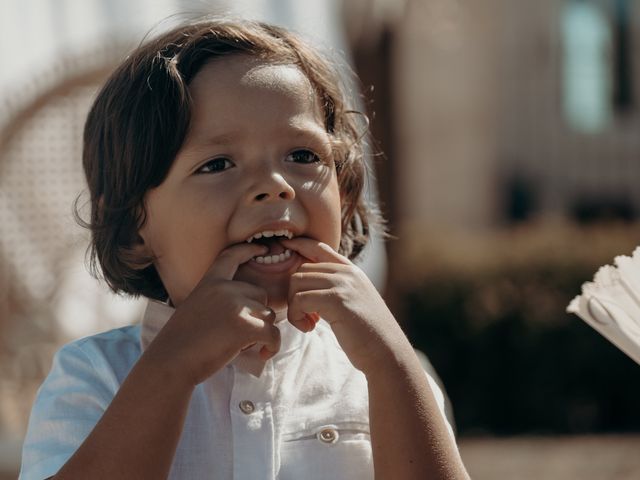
left=561, top=0, right=612, bottom=133
left=612, top=0, right=633, bottom=112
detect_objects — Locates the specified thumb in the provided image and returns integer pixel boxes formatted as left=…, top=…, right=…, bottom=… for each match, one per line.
left=205, top=243, right=268, bottom=281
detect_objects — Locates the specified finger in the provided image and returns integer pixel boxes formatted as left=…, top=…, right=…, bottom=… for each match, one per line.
left=239, top=302, right=276, bottom=330
left=251, top=305, right=276, bottom=325
left=238, top=305, right=275, bottom=353
left=257, top=323, right=281, bottom=360
left=296, top=262, right=351, bottom=274
left=287, top=312, right=321, bottom=334
left=287, top=289, right=332, bottom=332
left=239, top=314, right=281, bottom=360
left=305, top=312, right=321, bottom=329
left=280, top=237, right=349, bottom=265
left=289, top=272, right=336, bottom=295
left=232, top=281, right=269, bottom=305
left=206, top=243, right=269, bottom=281
left=260, top=345, right=277, bottom=361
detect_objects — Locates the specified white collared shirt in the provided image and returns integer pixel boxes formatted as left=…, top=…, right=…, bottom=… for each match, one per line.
left=20, top=301, right=451, bottom=479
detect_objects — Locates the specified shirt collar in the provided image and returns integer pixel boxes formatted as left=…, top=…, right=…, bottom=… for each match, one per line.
left=139, top=299, right=307, bottom=377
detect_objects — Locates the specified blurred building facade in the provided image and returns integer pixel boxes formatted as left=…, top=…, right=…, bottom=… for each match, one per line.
left=348, top=0, right=640, bottom=241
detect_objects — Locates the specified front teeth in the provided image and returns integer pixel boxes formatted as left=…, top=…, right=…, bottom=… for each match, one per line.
left=253, top=249, right=292, bottom=264
left=246, top=229, right=294, bottom=243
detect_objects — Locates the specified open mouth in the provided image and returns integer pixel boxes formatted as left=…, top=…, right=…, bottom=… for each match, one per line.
left=246, top=229, right=294, bottom=265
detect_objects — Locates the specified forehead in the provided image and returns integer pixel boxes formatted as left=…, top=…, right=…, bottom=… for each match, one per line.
left=186, top=55, right=324, bottom=136
left=240, top=59, right=312, bottom=94
left=191, top=54, right=314, bottom=93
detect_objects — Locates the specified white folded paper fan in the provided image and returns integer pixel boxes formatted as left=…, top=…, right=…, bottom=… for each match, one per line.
left=567, top=246, right=640, bottom=366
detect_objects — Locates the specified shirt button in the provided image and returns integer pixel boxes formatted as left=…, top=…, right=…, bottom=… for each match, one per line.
left=317, top=427, right=339, bottom=444
left=239, top=400, right=255, bottom=414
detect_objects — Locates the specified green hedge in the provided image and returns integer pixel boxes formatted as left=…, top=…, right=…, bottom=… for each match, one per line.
left=397, top=224, right=640, bottom=435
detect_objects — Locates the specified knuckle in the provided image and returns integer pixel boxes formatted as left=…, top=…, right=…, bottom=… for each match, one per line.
left=328, top=286, right=345, bottom=303
left=232, top=303, right=249, bottom=318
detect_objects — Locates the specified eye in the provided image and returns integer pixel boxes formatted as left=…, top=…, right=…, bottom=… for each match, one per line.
left=196, top=157, right=234, bottom=174
left=286, top=149, right=320, bottom=164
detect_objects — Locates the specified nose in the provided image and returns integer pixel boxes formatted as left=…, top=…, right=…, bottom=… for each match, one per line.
left=250, top=171, right=296, bottom=203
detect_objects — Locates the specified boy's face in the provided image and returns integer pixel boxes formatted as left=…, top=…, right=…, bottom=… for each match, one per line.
left=138, top=55, right=342, bottom=310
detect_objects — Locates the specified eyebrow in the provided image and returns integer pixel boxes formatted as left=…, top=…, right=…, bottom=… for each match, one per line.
left=199, top=125, right=328, bottom=147
left=199, top=132, right=241, bottom=147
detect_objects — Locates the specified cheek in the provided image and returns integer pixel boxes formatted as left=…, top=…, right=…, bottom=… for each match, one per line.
left=320, top=182, right=343, bottom=249
left=141, top=192, right=233, bottom=303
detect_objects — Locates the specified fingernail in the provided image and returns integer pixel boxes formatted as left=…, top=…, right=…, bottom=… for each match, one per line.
left=306, top=317, right=315, bottom=330
left=304, top=313, right=319, bottom=330
left=259, top=345, right=275, bottom=360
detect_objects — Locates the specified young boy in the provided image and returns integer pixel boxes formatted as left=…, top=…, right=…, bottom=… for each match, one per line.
left=20, top=18, right=469, bottom=479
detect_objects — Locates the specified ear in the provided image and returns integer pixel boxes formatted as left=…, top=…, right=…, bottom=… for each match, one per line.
left=126, top=204, right=159, bottom=262
left=122, top=211, right=155, bottom=270
left=129, top=232, right=152, bottom=257
left=129, top=198, right=155, bottom=260
left=121, top=232, right=154, bottom=270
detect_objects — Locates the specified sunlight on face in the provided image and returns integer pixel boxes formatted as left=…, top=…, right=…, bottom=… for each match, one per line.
left=138, top=55, right=342, bottom=309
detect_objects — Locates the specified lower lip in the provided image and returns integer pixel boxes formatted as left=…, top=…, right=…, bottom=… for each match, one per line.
left=245, top=250, right=301, bottom=274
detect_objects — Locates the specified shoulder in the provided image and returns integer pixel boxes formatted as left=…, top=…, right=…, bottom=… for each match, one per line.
left=59, top=324, right=141, bottom=366
left=70, top=324, right=141, bottom=363
left=47, top=325, right=142, bottom=399
left=71, top=323, right=141, bottom=351
left=19, top=326, right=142, bottom=479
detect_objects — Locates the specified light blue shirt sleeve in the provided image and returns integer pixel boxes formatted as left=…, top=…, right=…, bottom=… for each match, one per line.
left=19, top=327, right=140, bottom=480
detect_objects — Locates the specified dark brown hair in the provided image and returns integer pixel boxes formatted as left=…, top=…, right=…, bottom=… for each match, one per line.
left=81, top=17, right=379, bottom=300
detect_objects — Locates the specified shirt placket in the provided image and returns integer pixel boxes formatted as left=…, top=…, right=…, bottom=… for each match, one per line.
left=230, top=362, right=275, bottom=480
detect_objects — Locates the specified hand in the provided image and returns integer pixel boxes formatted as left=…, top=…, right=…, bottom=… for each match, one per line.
left=282, top=237, right=406, bottom=374
left=146, top=243, right=282, bottom=386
